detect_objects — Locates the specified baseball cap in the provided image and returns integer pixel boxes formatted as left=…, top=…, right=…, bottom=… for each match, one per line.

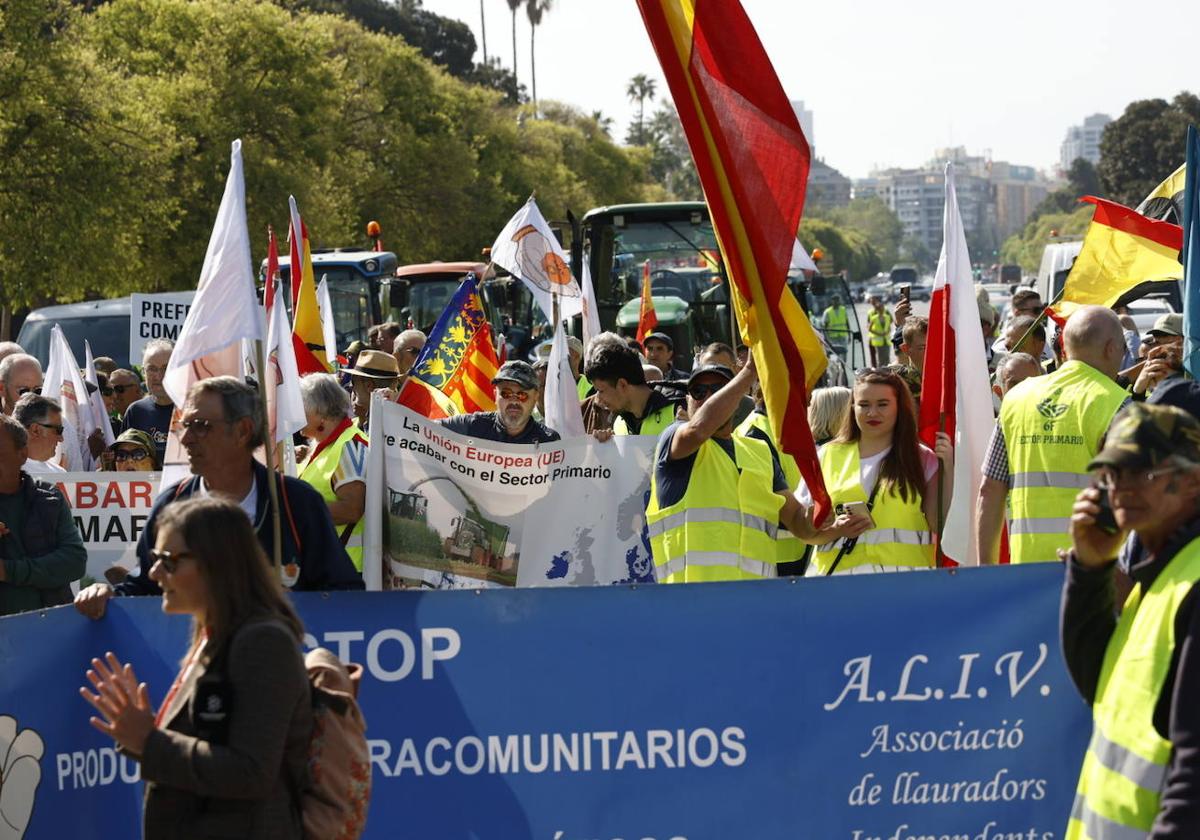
left=1148, top=313, right=1184, bottom=337
left=1088, top=403, right=1200, bottom=471
left=492, top=360, right=539, bottom=390
left=110, top=428, right=155, bottom=454
left=642, top=332, right=674, bottom=351
left=686, top=364, right=735, bottom=386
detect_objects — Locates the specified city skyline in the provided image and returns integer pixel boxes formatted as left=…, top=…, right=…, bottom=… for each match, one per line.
left=423, top=0, right=1198, bottom=180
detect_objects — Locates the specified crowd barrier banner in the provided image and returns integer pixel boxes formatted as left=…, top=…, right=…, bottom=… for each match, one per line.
left=128, top=292, right=195, bottom=363
left=0, top=564, right=1089, bottom=840
left=52, top=471, right=160, bottom=583
left=366, top=402, right=658, bottom=589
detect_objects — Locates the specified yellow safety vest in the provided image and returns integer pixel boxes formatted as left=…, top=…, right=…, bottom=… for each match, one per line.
left=867, top=309, right=893, bottom=347
left=612, top=401, right=676, bottom=437
left=811, top=441, right=934, bottom=574
left=823, top=305, right=850, bottom=340
left=299, top=422, right=366, bottom=572
left=646, top=433, right=783, bottom=583
left=1066, top=538, right=1200, bottom=839
left=735, top=411, right=805, bottom=565
left=1000, top=360, right=1126, bottom=564
left=577, top=374, right=592, bottom=401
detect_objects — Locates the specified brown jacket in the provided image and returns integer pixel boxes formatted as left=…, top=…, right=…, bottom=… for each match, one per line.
left=140, top=617, right=311, bottom=840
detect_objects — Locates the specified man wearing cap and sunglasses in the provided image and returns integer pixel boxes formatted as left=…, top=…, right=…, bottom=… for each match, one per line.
left=1063, top=403, right=1200, bottom=838
left=646, top=357, right=808, bottom=583
left=438, top=361, right=560, bottom=444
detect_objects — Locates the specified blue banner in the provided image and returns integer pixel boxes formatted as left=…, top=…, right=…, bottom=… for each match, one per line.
left=0, top=565, right=1089, bottom=840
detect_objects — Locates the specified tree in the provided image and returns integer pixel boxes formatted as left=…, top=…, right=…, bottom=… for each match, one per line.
left=479, top=0, right=487, bottom=63
left=1098, top=92, right=1200, bottom=206
left=1030, top=157, right=1101, bottom=220
left=625, top=74, right=657, bottom=146
left=506, top=0, right=522, bottom=87
left=644, top=104, right=700, bottom=200
left=820, top=197, right=904, bottom=269
left=463, top=56, right=525, bottom=105
left=999, top=205, right=1092, bottom=273
left=590, top=111, right=614, bottom=138
left=526, top=0, right=551, bottom=115
left=798, top=219, right=880, bottom=281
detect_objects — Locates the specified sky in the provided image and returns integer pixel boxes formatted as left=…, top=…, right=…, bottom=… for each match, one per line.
left=422, top=0, right=1199, bottom=180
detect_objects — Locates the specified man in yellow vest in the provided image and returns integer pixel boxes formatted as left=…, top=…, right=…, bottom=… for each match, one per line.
left=646, top=358, right=807, bottom=583
left=298, top=373, right=370, bottom=571
left=583, top=333, right=678, bottom=437
left=866, top=295, right=893, bottom=367
left=1063, top=402, right=1200, bottom=838
left=735, top=394, right=807, bottom=572
left=821, top=294, right=851, bottom=358
left=977, top=305, right=1129, bottom=565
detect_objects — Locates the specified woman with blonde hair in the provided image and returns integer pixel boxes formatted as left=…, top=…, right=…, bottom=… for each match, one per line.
left=808, top=386, right=852, bottom=446
left=798, top=368, right=951, bottom=576
left=80, top=496, right=311, bottom=839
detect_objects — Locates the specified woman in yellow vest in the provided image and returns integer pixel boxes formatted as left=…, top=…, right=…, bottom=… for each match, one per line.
left=298, top=373, right=369, bottom=572
left=798, top=368, right=951, bottom=575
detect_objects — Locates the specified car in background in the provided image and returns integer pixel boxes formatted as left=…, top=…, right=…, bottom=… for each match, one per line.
left=981, top=282, right=1012, bottom=314
left=907, top=282, right=933, bottom=302
left=17, top=298, right=134, bottom=369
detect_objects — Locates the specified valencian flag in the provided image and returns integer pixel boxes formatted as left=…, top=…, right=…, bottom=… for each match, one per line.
left=637, top=0, right=831, bottom=521
left=288, top=196, right=332, bottom=375
left=1053, top=196, right=1183, bottom=317
left=636, top=260, right=658, bottom=343
left=398, top=273, right=501, bottom=419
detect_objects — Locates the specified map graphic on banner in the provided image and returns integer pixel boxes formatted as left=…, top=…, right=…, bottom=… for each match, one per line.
left=366, top=401, right=657, bottom=589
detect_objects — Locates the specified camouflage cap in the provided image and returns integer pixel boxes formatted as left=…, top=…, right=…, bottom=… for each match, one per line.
left=1088, top=402, right=1200, bottom=471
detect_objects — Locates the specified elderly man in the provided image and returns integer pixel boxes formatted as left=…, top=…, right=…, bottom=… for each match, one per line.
left=646, top=358, right=808, bottom=583
left=642, top=332, right=688, bottom=381
left=123, top=339, right=174, bottom=464
left=347, top=349, right=401, bottom=434
left=0, top=353, right=43, bottom=416
left=12, top=394, right=64, bottom=474
left=584, top=333, right=677, bottom=437
left=439, top=361, right=560, bottom=444
left=0, top=414, right=87, bottom=616
left=108, top=368, right=143, bottom=420
left=993, top=352, right=1042, bottom=401
left=977, top=305, right=1130, bottom=565
left=1063, top=403, right=1200, bottom=837
left=392, top=329, right=427, bottom=379
left=299, top=373, right=368, bottom=572
left=74, top=376, right=362, bottom=619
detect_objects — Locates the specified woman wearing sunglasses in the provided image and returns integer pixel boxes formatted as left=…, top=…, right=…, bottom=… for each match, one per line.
left=106, top=429, right=159, bottom=472
left=798, top=368, right=952, bottom=575
left=80, top=497, right=311, bottom=839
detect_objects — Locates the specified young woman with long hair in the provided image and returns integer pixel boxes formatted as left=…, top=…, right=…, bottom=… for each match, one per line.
left=80, top=497, right=311, bottom=839
left=797, top=368, right=952, bottom=575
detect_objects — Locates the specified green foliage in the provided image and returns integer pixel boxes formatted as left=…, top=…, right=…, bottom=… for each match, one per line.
left=1030, top=157, right=1101, bottom=221
left=1098, top=92, right=1200, bottom=206
left=644, top=104, right=700, bottom=201
left=0, top=0, right=660, bottom=310
left=999, top=205, right=1092, bottom=273
left=816, top=197, right=903, bottom=269
left=798, top=218, right=881, bottom=281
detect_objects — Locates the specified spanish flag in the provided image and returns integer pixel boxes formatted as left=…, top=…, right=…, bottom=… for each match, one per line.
left=1054, top=196, right=1183, bottom=317
left=287, top=196, right=332, bottom=375
left=398, top=274, right=500, bottom=419
left=636, top=260, right=658, bottom=343
left=637, top=0, right=830, bottom=521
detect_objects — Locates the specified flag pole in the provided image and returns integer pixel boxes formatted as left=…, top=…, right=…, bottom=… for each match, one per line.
left=936, top=412, right=947, bottom=567
left=254, top=337, right=284, bottom=572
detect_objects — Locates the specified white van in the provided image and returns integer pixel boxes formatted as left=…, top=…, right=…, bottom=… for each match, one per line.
left=1035, top=240, right=1084, bottom=305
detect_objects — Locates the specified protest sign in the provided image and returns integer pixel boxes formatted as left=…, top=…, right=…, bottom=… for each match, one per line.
left=128, top=292, right=195, bottom=364
left=53, top=471, right=159, bottom=584
left=366, top=401, right=657, bottom=589
left=0, top=565, right=1089, bottom=839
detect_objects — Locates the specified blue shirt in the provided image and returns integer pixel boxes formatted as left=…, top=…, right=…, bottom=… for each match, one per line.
left=122, top=397, right=175, bottom=463
left=438, top=412, right=560, bottom=445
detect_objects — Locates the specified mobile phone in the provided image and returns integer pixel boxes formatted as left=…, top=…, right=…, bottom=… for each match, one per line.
left=1094, top=487, right=1119, bottom=536
left=899, top=285, right=911, bottom=303
left=842, top=501, right=876, bottom=529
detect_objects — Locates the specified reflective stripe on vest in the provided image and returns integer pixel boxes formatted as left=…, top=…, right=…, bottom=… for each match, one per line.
left=734, top=411, right=806, bottom=563
left=1001, top=360, right=1126, bottom=565
left=1066, top=536, right=1200, bottom=838
left=299, top=422, right=366, bottom=572
left=811, top=442, right=933, bottom=575
left=646, top=433, right=783, bottom=584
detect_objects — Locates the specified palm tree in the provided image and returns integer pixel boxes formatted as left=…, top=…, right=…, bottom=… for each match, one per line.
left=480, top=0, right=488, bottom=63
left=626, top=74, right=657, bottom=145
left=506, top=0, right=523, bottom=86
left=526, top=0, right=552, bottom=115
left=591, top=110, right=614, bottom=138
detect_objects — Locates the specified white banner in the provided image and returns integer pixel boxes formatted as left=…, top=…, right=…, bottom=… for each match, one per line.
left=52, top=471, right=160, bottom=584
left=364, top=401, right=657, bottom=590
left=129, top=292, right=195, bottom=364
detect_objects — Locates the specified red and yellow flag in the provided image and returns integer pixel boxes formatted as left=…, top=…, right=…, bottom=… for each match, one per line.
left=637, top=0, right=830, bottom=521
left=1055, top=196, right=1183, bottom=317
left=288, top=212, right=332, bottom=375
left=636, top=260, right=658, bottom=343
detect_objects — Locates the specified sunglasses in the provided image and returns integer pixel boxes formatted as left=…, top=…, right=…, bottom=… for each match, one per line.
left=497, top=388, right=531, bottom=402
left=101, top=388, right=114, bottom=397
left=687, top=383, right=723, bottom=400
left=180, top=417, right=232, bottom=438
left=112, top=384, right=141, bottom=394
left=35, top=422, right=64, bottom=435
left=114, top=448, right=150, bottom=462
left=17, top=386, right=41, bottom=396
left=148, top=549, right=196, bottom=574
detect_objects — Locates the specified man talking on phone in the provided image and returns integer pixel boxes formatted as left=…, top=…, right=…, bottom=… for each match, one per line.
left=1062, top=402, right=1200, bottom=837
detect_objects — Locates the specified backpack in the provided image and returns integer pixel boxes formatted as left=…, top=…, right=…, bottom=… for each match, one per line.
left=301, top=648, right=371, bottom=840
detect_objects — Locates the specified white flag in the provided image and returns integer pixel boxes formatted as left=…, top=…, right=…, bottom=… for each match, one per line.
left=43, top=326, right=100, bottom=470
left=84, top=341, right=116, bottom=447
left=265, top=279, right=306, bottom=444
left=790, top=239, right=818, bottom=273
left=544, top=320, right=586, bottom=439
left=163, top=140, right=263, bottom=408
left=316, top=275, right=338, bottom=367
left=578, top=252, right=602, bottom=348
left=490, top=197, right=582, bottom=324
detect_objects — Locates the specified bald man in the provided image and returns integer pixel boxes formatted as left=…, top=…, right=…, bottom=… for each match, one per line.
left=977, top=306, right=1130, bottom=565
left=0, top=354, right=43, bottom=416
